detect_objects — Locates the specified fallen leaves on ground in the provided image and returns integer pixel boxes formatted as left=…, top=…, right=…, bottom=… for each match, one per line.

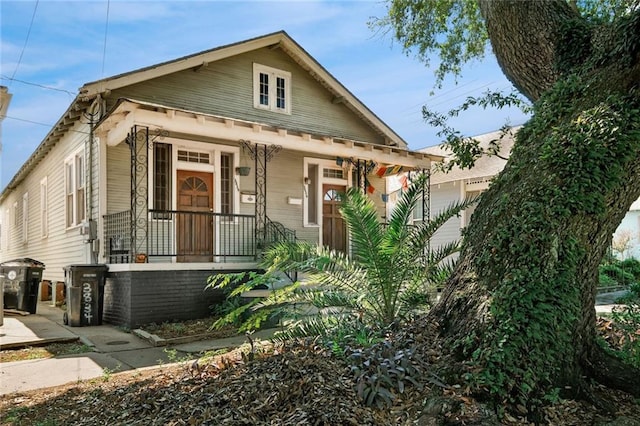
left=2, top=318, right=640, bottom=425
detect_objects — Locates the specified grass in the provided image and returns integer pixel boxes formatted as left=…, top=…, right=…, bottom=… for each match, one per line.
left=0, top=341, right=92, bottom=363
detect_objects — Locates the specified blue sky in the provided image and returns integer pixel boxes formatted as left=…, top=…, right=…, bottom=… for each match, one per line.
left=0, top=0, right=528, bottom=188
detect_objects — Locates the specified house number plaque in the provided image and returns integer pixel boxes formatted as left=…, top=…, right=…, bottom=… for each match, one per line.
left=82, top=282, right=94, bottom=323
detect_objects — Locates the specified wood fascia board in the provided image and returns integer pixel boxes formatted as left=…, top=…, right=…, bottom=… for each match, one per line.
left=127, top=108, right=431, bottom=168
left=80, top=34, right=284, bottom=99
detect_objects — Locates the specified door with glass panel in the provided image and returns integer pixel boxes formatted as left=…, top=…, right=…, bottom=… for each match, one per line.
left=177, top=170, right=214, bottom=262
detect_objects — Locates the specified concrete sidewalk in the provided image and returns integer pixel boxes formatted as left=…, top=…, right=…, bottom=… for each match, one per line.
left=0, top=302, right=269, bottom=395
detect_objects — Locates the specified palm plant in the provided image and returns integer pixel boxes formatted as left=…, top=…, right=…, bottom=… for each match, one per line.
left=209, top=172, right=476, bottom=338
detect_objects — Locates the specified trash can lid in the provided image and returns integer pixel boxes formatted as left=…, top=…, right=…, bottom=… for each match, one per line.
left=0, top=258, right=45, bottom=268
left=64, top=264, right=109, bottom=271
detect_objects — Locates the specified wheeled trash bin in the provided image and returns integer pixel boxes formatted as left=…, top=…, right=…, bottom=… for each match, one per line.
left=1, top=258, right=45, bottom=314
left=63, top=264, right=108, bottom=326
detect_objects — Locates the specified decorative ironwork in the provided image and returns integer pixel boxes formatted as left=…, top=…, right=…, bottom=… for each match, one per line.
left=240, top=140, right=281, bottom=247
left=126, top=126, right=170, bottom=262
left=128, top=126, right=149, bottom=260
left=421, top=168, right=430, bottom=226
left=104, top=209, right=257, bottom=263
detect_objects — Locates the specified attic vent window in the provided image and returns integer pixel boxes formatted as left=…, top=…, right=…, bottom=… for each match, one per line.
left=253, top=63, right=291, bottom=114
left=178, top=150, right=210, bottom=164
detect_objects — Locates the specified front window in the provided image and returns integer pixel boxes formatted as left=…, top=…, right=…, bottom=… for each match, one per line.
left=253, top=63, right=291, bottom=114
left=22, top=193, right=28, bottom=243
left=220, top=153, right=233, bottom=215
left=65, top=149, right=85, bottom=227
left=40, top=177, right=48, bottom=238
left=154, top=143, right=172, bottom=218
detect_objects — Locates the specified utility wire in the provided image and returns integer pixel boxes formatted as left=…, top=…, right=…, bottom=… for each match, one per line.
left=9, top=0, right=39, bottom=85
left=101, top=0, right=111, bottom=78
left=1, top=75, right=77, bottom=96
left=4, top=115, right=90, bottom=135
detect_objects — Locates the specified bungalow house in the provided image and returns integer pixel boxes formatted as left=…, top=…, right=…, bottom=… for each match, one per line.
left=0, top=31, right=439, bottom=328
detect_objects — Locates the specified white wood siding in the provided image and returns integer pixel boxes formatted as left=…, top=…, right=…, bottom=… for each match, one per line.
left=429, top=182, right=464, bottom=257
left=0, top=120, right=93, bottom=282
left=106, top=143, right=131, bottom=214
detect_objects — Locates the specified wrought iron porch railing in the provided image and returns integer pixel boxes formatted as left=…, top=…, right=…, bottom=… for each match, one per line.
left=264, top=216, right=297, bottom=246
left=263, top=216, right=298, bottom=282
left=103, top=209, right=257, bottom=263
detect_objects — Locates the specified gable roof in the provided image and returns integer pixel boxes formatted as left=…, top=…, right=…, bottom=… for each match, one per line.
left=420, top=127, right=519, bottom=185
left=1, top=31, right=416, bottom=201
left=80, top=30, right=408, bottom=148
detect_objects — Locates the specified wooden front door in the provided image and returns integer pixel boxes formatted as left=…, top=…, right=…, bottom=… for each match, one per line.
left=322, top=184, right=346, bottom=252
left=177, top=170, right=214, bottom=262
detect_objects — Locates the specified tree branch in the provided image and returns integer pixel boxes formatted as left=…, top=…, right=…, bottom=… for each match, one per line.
left=477, top=0, right=583, bottom=102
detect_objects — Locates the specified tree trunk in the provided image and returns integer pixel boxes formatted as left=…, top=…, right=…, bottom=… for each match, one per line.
left=430, top=79, right=640, bottom=412
left=428, top=0, right=640, bottom=414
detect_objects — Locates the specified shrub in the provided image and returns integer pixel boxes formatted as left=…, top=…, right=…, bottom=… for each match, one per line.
left=599, top=263, right=635, bottom=287
left=619, top=258, right=640, bottom=280
left=208, top=172, right=476, bottom=338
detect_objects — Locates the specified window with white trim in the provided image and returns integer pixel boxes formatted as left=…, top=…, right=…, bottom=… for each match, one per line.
left=40, top=177, right=48, bottom=238
left=65, top=149, right=86, bottom=227
left=220, top=153, right=234, bottom=215
left=253, top=63, right=291, bottom=114
left=22, top=193, right=28, bottom=243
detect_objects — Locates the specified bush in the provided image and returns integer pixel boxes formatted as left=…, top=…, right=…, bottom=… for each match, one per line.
left=610, top=302, right=640, bottom=368
left=599, top=263, right=636, bottom=287
left=619, top=258, right=640, bottom=280
left=208, top=173, right=476, bottom=338
left=599, top=272, right=618, bottom=288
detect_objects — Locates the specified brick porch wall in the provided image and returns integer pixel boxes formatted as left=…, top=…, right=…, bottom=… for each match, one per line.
left=103, top=269, right=248, bottom=329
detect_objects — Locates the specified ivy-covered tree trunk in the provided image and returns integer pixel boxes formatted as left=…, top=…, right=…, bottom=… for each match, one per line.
left=429, top=0, right=640, bottom=413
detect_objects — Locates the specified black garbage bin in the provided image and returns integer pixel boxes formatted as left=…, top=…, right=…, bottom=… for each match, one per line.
left=63, top=264, right=108, bottom=327
left=1, top=258, right=45, bottom=314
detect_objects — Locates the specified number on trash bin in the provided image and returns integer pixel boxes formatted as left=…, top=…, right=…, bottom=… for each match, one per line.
left=82, top=282, right=93, bottom=322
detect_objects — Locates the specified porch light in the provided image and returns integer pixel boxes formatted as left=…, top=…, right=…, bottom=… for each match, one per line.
left=381, top=193, right=389, bottom=203
left=303, top=176, right=310, bottom=197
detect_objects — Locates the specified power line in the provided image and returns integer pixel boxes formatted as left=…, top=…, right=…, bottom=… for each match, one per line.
left=4, top=115, right=90, bottom=136
left=1, top=75, right=77, bottom=96
left=101, top=0, right=111, bottom=78
left=9, top=0, right=40, bottom=84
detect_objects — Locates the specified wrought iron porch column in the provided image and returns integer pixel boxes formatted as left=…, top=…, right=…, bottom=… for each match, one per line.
left=240, top=140, right=281, bottom=247
left=128, top=126, right=150, bottom=260
left=127, top=125, right=168, bottom=262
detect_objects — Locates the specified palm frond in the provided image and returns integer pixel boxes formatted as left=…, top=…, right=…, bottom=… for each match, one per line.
left=385, top=172, right=430, bottom=243
left=339, top=187, right=386, bottom=267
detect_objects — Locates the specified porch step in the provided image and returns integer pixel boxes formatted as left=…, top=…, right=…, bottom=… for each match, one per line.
left=239, top=272, right=310, bottom=299
left=240, top=289, right=273, bottom=298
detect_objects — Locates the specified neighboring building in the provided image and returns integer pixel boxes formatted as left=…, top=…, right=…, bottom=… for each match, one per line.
left=0, top=31, right=439, bottom=328
left=613, top=198, right=640, bottom=259
left=400, top=126, right=640, bottom=260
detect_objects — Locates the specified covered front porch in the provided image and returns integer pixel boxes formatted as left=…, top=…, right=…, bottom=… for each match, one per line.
left=94, top=100, right=437, bottom=327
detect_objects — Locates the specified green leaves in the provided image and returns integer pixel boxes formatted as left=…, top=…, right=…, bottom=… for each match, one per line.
left=370, top=0, right=487, bottom=86
left=209, top=173, right=471, bottom=340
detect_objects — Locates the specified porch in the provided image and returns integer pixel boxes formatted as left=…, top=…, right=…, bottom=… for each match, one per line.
left=103, top=209, right=295, bottom=264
